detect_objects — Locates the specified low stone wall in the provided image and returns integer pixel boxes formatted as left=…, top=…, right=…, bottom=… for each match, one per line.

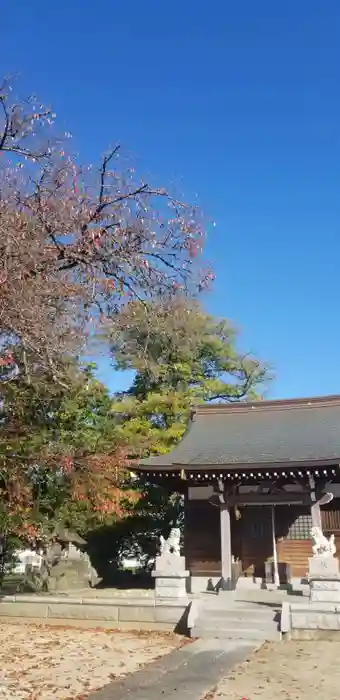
left=0, top=594, right=190, bottom=633
left=281, top=601, right=340, bottom=639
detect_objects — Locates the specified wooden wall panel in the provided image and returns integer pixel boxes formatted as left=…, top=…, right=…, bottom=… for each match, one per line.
left=184, top=497, right=340, bottom=581
left=184, top=498, right=221, bottom=575
left=240, top=537, right=312, bottom=578
left=241, top=501, right=340, bottom=579
left=276, top=540, right=312, bottom=578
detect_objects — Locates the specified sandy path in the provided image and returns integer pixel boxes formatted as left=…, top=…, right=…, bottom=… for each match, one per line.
left=213, top=640, right=340, bottom=700
left=0, top=623, right=182, bottom=699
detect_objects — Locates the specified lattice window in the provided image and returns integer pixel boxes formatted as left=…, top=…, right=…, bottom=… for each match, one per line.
left=249, top=521, right=267, bottom=539
left=322, top=505, right=340, bottom=532
left=245, top=508, right=271, bottom=540
left=285, top=514, right=312, bottom=540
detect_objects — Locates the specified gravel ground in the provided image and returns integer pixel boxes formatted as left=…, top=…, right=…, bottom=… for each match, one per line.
left=211, top=640, right=340, bottom=700
left=0, top=623, right=183, bottom=699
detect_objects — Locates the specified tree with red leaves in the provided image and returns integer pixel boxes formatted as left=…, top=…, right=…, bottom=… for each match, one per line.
left=0, top=360, right=138, bottom=559
left=0, top=76, right=212, bottom=381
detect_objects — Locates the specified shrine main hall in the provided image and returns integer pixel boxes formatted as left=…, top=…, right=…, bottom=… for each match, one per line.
left=137, top=395, right=340, bottom=593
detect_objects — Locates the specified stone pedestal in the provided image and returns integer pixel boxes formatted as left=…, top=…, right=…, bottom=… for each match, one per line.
left=308, top=556, right=339, bottom=578
left=281, top=557, right=340, bottom=637
left=152, top=554, right=189, bottom=599
left=308, top=557, right=340, bottom=603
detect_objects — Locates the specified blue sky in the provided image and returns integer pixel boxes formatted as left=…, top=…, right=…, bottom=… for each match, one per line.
left=2, top=1, right=340, bottom=398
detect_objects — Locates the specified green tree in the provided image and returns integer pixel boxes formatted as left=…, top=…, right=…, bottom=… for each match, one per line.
left=0, top=358, right=138, bottom=549
left=110, top=298, right=269, bottom=456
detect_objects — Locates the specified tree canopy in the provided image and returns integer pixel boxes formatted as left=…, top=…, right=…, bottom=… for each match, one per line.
left=0, top=359, right=138, bottom=548
left=110, top=298, right=269, bottom=456
left=0, top=77, right=211, bottom=381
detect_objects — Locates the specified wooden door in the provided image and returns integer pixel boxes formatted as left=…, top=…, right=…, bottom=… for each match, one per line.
left=239, top=506, right=273, bottom=577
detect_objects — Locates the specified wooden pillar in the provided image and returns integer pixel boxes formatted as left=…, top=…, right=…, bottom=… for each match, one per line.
left=271, top=505, right=280, bottom=587
left=309, top=474, right=322, bottom=529
left=220, top=504, right=232, bottom=590
left=311, top=502, right=322, bottom=529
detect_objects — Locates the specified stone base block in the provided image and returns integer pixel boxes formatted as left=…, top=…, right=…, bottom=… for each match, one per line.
left=153, top=571, right=189, bottom=599
left=309, top=574, right=340, bottom=603
left=308, top=556, right=339, bottom=578
left=155, top=576, right=186, bottom=588
left=310, top=590, right=340, bottom=603
left=310, top=579, right=340, bottom=591
left=152, top=570, right=189, bottom=579
left=154, top=554, right=186, bottom=573
left=152, top=555, right=189, bottom=599
left=155, top=586, right=187, bottom=598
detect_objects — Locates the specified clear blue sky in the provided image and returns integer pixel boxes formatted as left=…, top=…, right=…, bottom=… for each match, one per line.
left=2, top=1, right=340, bottom=398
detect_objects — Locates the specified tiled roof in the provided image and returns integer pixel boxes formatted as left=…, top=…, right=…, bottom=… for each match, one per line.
left=139, top=395, right=340, bottom=469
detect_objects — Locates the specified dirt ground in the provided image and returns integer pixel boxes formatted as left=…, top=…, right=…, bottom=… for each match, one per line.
left=0, top=622, right=183, bottom=699
left=213, top=640, right=340, bottom=700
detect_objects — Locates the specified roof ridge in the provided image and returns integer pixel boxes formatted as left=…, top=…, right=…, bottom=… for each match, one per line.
left=194, top=394, right=340, bottom=415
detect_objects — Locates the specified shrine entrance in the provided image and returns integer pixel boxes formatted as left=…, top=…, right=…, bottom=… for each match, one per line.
left=237, top=506, right=273, bottom=579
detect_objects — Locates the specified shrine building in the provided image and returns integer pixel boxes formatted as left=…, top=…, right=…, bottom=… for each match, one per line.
left=136, top=395, right=340, bottom=593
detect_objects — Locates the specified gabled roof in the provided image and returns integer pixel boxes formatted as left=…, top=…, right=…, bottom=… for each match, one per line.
left=138, top=395, right=340, bottom=470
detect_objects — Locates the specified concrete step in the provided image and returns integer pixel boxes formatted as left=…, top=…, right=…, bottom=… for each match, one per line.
left=191, top=602, right=282, bottom=642
left=200, top=598, right=280, bottom=609
left=191, top=625, right=282, bottom=642
left=200, top=607, right=279, bottom=621
left=197, top=617, right=279, bottom=631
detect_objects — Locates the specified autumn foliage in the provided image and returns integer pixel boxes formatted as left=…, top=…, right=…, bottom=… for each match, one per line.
left=0, top=357, right=140, bottom=548
left=0, top=74, right=214, bottom=551
left=0, top=77, right=212, bottom=380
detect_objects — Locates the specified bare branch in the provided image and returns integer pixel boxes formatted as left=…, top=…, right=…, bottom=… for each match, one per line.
left=0, top=77, right=210, bottom=379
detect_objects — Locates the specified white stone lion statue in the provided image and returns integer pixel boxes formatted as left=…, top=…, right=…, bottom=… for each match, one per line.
left=159, top=528, right=181, bottom=556
left=310, top=526, right=336, bottom=558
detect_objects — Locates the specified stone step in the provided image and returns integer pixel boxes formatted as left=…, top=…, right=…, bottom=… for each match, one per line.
left=200, top=607, right=279, bottom=621
left=197, top=616, right=279, bottom=631
left=201, top=597, right=281, bottom=608
left=191, top=625, right=282, bottom=641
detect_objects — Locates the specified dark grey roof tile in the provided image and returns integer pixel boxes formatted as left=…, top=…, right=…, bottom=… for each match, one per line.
left=139, top=399, right=340, bottom=469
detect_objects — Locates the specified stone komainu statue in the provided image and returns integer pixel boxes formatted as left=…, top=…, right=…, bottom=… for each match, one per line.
left=310, top=526, right=336, bottom=557
left=159, top=528, right=181, bottom=556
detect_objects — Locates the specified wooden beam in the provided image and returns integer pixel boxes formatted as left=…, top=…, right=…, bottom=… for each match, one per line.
left=224, top=492, right=314, bottom=506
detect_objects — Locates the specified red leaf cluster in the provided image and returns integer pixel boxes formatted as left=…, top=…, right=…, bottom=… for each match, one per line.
left=0, top=77, right=211, bottom=379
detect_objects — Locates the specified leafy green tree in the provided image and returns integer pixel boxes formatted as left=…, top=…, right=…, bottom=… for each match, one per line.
left=0, top=358, right=138, bottom=549
left=110, top=298, right=269, bottom=456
